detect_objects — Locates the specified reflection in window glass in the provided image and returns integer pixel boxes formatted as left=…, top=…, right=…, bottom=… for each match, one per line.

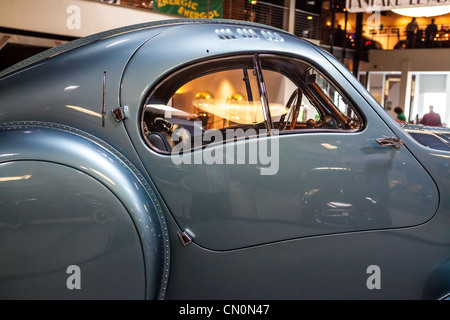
left=156, top=68, right=263, bottom=131
left=173, top=69, right=264, bottom=130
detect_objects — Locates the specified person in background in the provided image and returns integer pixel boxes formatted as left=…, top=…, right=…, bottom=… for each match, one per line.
left=394, top=106, right=406, bottom=123
left=334, top=25, right=346, bottom=47
left=425, top=19, right=438, bottom=48
left=406, top=17, right=418, bottom=48
left=420, top=105, right=442, bottom=127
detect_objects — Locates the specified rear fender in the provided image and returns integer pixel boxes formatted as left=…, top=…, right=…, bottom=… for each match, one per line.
left=0, top=122, right=170, bottom=299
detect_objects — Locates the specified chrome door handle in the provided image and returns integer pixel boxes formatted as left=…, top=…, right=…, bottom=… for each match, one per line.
left=376, top=137, right=404, bottom=149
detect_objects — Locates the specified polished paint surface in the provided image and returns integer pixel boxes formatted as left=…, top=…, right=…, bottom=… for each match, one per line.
left=0, top=161, right=145, bottom=299
left=0, top=126, right=168, bottom=299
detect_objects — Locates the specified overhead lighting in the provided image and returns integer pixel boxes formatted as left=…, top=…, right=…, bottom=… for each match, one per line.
left=392, top=5, right=450, bottom=17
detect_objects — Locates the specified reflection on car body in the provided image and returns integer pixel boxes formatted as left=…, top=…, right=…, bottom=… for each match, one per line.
left=404, top=124, right=450, bottom=151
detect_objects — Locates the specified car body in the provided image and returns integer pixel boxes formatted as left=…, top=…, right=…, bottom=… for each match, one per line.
left=1, top=19, right=450, bottom=300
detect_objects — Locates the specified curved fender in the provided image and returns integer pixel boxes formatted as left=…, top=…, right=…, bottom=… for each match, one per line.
left=0, top=123, right=170, bottom=299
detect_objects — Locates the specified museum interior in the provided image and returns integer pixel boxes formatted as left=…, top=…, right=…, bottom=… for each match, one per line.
left=1, top=0, right=450, bottom=126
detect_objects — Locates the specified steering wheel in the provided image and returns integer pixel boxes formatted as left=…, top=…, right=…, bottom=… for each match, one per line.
left=154, top=117, right=174, bottom=133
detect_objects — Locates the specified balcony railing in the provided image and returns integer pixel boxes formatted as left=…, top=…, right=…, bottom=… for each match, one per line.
left=97, top=0, right=321, bottom=40
left=368, top=22, right=450, bottom=50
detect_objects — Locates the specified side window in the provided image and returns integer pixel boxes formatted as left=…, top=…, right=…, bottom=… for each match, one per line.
left=141, top=55, right=364, bottom=153
left=309, top=69, right=360, bottom=123
left=261, top=56, right=363, bottom=132
left=263, top=70, right=321, bottom=130
left=143, top=57, right=265, bottom=153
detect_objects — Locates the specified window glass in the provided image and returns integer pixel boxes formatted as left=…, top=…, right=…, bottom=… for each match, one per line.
left=261, top=56, right=363, bottom=131
left=142, top=55, right=363, bottom=153
left=143, top=59, right=265, bottom=152
left=264, top=70, right=321, bottom=130
left=308, top=68, right=359, bottom=121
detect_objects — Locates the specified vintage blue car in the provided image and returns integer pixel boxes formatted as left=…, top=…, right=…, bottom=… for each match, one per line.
left=1, top=19, right=450, bottom=300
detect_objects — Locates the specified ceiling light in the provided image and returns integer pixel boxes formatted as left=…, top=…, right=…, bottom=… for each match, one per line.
left=392, top=5, right=450, bottom=17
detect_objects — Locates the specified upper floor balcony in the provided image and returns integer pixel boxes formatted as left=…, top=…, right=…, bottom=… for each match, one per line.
left=100, top=0, right=322, bottom=41
left=321, top=5, right=450, bottom=52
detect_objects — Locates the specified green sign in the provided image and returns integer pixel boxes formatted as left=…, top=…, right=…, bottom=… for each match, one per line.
left=155, top=0, right=223, bottom=19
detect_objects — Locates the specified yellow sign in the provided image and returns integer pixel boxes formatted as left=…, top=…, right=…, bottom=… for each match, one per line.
left=156, top=0, right=223, bottom=19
